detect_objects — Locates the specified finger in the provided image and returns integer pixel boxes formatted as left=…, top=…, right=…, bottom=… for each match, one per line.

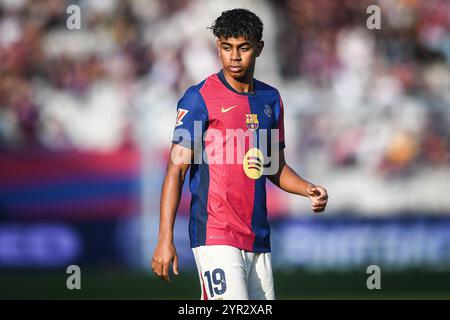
left=312, top=206, right=325, bottom=213
left=306, top=186, right=316, bottom=197
left=312, top=200, right=327, bottom=207
left=154, top=263, right=163, bottom=277
left=315, top=201, right=327, bottom=208
left=173, top=255, right=179, bottom=276
left=312, top=197, right=327, bottom=204
left=162, top=263, right=170, bottom=282
left=318, top=193, right=328, bottom=201
left=312, top=202, right=325, bottom=209
left=316, top=187, right=328, bottom=199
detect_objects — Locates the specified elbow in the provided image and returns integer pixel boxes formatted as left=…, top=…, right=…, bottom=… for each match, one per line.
left=267, top=172, right=281, bottom=187
left=166, top=161, right=190, bottom=182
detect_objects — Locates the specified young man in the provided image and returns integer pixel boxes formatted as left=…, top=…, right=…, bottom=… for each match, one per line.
left=152, top=8, right=328, bottom=300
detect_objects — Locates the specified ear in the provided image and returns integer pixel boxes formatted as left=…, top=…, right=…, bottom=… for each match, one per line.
left=216, top=39, right=221, bottom=57
left=255, top=40, right=264, bottom=57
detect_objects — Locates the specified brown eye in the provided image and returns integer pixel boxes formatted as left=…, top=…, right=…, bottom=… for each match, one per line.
left=241, top=47, right=249, bottom=52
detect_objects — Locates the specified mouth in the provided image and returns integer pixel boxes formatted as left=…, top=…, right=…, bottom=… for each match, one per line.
left=228, top=66, right=244, bottom=73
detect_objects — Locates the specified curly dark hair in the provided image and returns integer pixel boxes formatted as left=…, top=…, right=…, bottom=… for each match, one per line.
left=208, top=8, right=264, bottom=42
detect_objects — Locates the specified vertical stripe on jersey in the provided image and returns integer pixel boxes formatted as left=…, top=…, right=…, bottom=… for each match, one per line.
left=189, top=160, right=210, bottom=247
left=202, top=80, right=256, bottom=251
left=248, top=93, right=272, bottom=252
left=196, top=160, right=209, bottom=245
left=188, top=88, right=210, bottom=248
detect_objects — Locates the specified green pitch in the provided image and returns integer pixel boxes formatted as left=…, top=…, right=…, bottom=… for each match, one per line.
left=1, top=269, right=449, bottom=299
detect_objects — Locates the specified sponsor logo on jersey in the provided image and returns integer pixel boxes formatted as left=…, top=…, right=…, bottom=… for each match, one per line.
left=243, top=148, right=264, bottom=179
left=264, top=105, right=272, bottom=117
left=221, top=105, right=238, bottom=113
left=176, top=108, right=189, bottom=127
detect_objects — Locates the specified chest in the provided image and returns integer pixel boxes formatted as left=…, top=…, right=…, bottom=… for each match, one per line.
left=205, top=95, right=278, bottom=131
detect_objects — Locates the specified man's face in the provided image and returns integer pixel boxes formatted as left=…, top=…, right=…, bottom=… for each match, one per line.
left=217, top=36, right=264, bottom=80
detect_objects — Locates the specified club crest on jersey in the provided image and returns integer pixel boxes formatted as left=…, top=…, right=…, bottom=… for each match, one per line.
left=245, top=113, right=259, bottom=130
left=176, top=108, right=188, bottom=127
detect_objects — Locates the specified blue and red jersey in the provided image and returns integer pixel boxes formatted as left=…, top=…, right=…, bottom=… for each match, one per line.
left=172, top=70, right=285, bottom=252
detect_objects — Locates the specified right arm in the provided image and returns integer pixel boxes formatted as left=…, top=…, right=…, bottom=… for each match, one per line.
left=151, top=143, right=192, bottom=282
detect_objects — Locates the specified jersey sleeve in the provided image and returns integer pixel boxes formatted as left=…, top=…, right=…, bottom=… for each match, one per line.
left=171, top=87, right=208, bottom=150
left=276, top=93, right=286, bottom=150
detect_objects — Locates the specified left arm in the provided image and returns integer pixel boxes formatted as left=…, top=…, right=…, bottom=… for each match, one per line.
left=267, top=149, right=328, bottom=213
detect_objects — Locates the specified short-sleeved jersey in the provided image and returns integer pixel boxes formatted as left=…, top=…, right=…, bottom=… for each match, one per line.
left=172, top=70, right=285, bottom=252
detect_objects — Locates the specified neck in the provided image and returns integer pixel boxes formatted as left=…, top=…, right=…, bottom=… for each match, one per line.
left=222, top=68, right=254, bottom=93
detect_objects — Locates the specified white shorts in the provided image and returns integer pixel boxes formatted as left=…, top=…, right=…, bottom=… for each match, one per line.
left=192, top=245, right=275, bottom=300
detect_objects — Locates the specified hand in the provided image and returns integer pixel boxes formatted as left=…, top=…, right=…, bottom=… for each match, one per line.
left=306, top=184, right=328, bottom=213
left=151, top=240, right=179, bottom=282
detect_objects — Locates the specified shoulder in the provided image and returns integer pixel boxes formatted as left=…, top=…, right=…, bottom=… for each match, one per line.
left=177, top=78, right=216, bottom=120
left=254, top=78, right=281, bottom=97
left=177, top=78, right=210, bottom=110
left=179, top=72, right=221, bottom=100
left=180, top=79, right=207, bottom=101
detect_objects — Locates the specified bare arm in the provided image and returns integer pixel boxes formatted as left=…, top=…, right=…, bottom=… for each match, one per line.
left=152, top=143, right=192, bottom=281
left=268, top=149, right=328, bottom=213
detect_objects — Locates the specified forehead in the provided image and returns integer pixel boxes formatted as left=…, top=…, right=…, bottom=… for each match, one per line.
left=218, top=36, right=256, bottom=45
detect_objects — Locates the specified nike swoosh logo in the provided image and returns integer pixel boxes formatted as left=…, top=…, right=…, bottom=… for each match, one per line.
left=221, top=105, right=238, bottom=113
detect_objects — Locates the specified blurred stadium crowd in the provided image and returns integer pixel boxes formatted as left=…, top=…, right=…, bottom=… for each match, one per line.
left=276, top=0, right=450, bottom=175
left=0, top=0, right=449, bottom=213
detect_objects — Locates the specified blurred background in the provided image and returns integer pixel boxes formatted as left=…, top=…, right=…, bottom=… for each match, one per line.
left=1, top=0, right=450, bottom=299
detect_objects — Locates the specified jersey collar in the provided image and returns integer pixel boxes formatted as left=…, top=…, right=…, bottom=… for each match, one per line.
left=217, top=69, right=256, bottom=96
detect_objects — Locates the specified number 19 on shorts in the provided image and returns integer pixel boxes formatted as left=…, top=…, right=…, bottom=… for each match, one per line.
left=204, top=268, right=227, bottom=298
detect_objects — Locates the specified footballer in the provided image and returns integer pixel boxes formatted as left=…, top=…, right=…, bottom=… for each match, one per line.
left=152, top=8, right=328, bottom=300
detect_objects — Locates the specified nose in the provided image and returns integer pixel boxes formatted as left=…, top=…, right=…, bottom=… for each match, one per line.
left=230, top=48, right=242, bottom=61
